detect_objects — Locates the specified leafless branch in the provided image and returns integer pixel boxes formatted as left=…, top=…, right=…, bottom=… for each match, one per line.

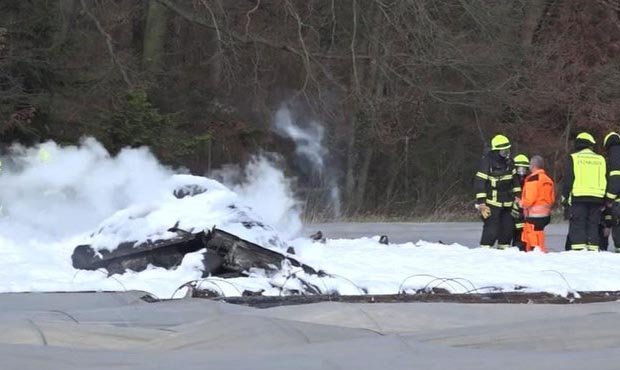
left=329, top=0, right=336, bottom=52
left=284, top=0, right=313, bottom=94
left=157, top=0, right=303, bottom=57
left=350, top=0, right=360, bottom=95
left=199, top=0, right=223, bottom=51
left=244, top=0, right=261, bottom=37
left=79, top=0, right=133, bottom=88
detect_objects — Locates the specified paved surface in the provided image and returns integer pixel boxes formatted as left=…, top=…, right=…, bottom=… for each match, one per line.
left=3, top=224, right=616, bottom=369
left=304, top=222, right=570, bottom=252
left=3, top=291, right=620, bottom=369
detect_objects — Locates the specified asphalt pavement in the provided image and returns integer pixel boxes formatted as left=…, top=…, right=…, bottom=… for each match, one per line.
left=304, top=222, right=570, bottom=252
left=4, top=291, right=620, bottom=370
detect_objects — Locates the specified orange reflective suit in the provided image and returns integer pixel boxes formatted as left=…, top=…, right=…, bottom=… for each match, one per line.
left=520, top=169, right=555, bottom=252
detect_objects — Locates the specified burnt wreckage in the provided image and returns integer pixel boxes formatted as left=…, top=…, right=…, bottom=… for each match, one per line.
left=71, top=179, right=323, bottom=293
left=72, top=226, right=317, bottom=278
left=71, top=180, right=319, bottom=292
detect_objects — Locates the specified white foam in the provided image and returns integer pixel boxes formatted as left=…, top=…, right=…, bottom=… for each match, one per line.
left=2, top=139, right=620, bottom=299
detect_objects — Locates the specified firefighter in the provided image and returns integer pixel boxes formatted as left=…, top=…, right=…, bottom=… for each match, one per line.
left=602, top=132, right=620, bottom=252
left=561, top=132, right=607, bottom=251
left=520, top=155, right=555, bottom=252
left=511, top=154, right=530, bottom=251
left=474, top=134, right=521, bottom=249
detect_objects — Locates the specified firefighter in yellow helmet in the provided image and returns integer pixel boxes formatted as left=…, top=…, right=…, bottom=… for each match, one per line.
left=474, top=134, right=522, bottom=249
left=561, top=132, right=607, bottom=251
left=511, top=154, right=530, bottom=251
left=600, top=132, right=620, bottom=252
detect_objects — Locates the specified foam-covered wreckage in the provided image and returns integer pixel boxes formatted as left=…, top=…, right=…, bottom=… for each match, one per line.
left=72, top=227, right=315, bottom=277
left=71, top=178, right=317, bottom=278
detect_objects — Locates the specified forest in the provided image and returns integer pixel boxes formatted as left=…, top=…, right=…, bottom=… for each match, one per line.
left=1, top=0, right=620, bottom=219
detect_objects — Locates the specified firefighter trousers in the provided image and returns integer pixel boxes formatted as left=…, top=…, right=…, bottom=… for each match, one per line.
left=480, top=205, right=513, bottom=248
left=569, top=202, right=602, bottom=251
left=613, top=225, right=620, bottom=252
left=600, top=204, right=620, bottom=252
left=597, top=225, right=620, bottom=252
left=599, top=224, right=609, bottom=251
left=512, top=226, right=525, bottom=251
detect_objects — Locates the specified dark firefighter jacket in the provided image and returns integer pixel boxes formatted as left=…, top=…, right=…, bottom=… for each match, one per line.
left=606, top=135, right=620, bottom=202
left=474, top=151, right=521, bottom=208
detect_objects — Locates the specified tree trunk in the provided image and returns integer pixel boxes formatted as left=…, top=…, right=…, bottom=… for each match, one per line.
left=520, top=0, right=549, bottom=49
left=353, top=2, right=382, bottom=211
left=384, top=156, right=403, bottom=211
left=142, top=0, right=169, bottom=72
left=354, top=146, right=374, bottom=210
left=344, top=107, right=357, bottom=210
left=52, top=0, right=77, bottom=50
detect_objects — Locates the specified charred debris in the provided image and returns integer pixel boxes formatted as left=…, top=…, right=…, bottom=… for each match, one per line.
left=72, top=227, right=317, bottom=279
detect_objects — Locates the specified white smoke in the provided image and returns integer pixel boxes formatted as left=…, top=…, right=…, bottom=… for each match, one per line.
left=274, top=107, right=326, bottom=173
left=0, top=137, right=304, bottom=296
left=272, top=106, right=341, bottom=218
left=0, top=137, right=301, bottom=243
left=227, top=156, right=302, bottom=240
left=0, top=138, right=173, bottom=241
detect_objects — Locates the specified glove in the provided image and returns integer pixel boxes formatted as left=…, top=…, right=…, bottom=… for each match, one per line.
left=475, top=203, right=491, bottom=219
left=563, top=205, right=570, bottom=221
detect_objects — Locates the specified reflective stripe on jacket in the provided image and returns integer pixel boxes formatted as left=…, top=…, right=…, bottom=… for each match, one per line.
left=474, top=152, right=520, bottom=207
left=606, top=144, right=620, bottom=201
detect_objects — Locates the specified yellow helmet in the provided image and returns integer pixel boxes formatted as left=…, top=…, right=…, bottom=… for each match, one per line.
left=576, top=132, right=596, bottom=145
left=604, top=132, right=620, bottom=148
left=491, top=134, right=511, bottom=151
left=513, top=154, right=529, bottom=168
left=38, top=148, right=51, bottom=163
